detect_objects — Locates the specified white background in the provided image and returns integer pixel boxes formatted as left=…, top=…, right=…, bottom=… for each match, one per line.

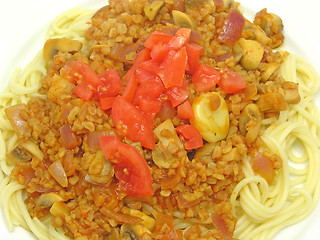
left=0, top=0, right=319, bottom=239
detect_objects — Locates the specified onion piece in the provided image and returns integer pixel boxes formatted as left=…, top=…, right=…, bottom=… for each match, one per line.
left=86, top=131, right=115, bottom=149
left=100, top=206, right=142, bottom=224
left=48, top=161, right=68, bottom=188
left=110, top=43, right=139, bottom=64
left=211, top=213, right=232, bottom=240
left=176, top=193, right=201, bottom=208
left=4, top=104, right=28, bottom=139
left=60, top=124, right=78, bottom=150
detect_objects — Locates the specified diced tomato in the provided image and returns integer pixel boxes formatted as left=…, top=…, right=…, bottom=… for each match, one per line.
left=96, top=69, right=122, bottom=98
left=218, top=9, right=245, bottom=46
left=112, top=96, right=155, bottom=149
left=65, top=60, right=100, bottom=87
left=176, top=124, right=203, bottom=150
left=132, top=48, right=151, bottom=67
left=144, top=31, right=173, bottom=50
left=165, top=86, right=188, bottom=107
left=133, top=77, right=165, bottom=105
left=158, top=47, right=187, bottom=88
left=186, top=43, right=203, bottom=75
left=99, top=136, right=154, bottom=197
left=72, top=82, right=95, bottom=101
left=137, top=59, right=160, bottom=75
left=177, top=100, right=194, bottom=119
left=167, top=28, right=191, bottom=50
left=99, top=96, right=116, bottom=110
left=218, top=70, right=246, bottom=94
left=192, top=63, right=220, bottom=92
left=139, top=97, right=162, bottom=121
left=134, top=68, right=156, bottom=83
left=150, top=44, right=172, bottom=64
left=122, top=75, right=138, bottom=102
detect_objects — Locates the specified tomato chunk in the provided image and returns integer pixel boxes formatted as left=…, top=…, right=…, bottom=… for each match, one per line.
left=177, top=100, right=194, bottom=119
left=112, top=96, right=155, bottom=149
left=192, top=63, right=220, bottom=92
left=176, top=124, right=203, bottom=150
left=99, top=96, right=116, bottom=110
left=96, top=69, right=122, bottom=98
left=165, top=86, right=188, bottom=107
left=218, top=70, right=246, bottom=94
left=144, top=31, right=173, bottom=50
left=186, top=43, right=203, bottom=75
left=99, top=136, right=154, bottom=197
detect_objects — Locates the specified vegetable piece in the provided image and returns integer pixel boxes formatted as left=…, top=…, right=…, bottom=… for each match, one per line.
left=252, top=151, right=275, bottom=184
left=60, top=124, right=78, bottom=150
left=211, top=213, right=232, bottom=240
left=112, top=96, right=155, bottom=149
left=5, top=104, right=28, bottom=139
left=165, top=85, right=189, bottom=107
left=144, top=31, right=173, bottom=50
left=11, top=162, right=35, bottom=185
left=190, top=92, right=229, bottom=143
left=237, top=38, right=264, bottom=70
left=72, top=82, right=95, bottom=101
left=177, top=100, right=194, bottom=119
left=172, top=10, right=195, bottom=29
left=99, top=136, right=154, bottom=197
left=122, top=75, right=138, bottom=102
left=7, top=140, right=44, bottom=162
left=158, top=47, right=188, bottom=88
left=257, top=92, right=287, bottom=112
left=48, top=160, right=68, bottom=188
left=43, top=38, right=83, bottom=63
left=99, top=96, right=116, bottom=110
left=96, top=69, right=122, bottom=98
left=218, top=70, right=246, bottom=94
left=156, top=100, right=176, bottom=121
left=144, top=1, right=164, bottom=21
left=37, top=193, right=63, bottom=208
left=110, top=43, right=139, bottom=64
left=176, top=124, right=203, bottom=150
left=281, top=81, right=301, bottom=104
left=239, top=104, right=261, bottom=143
left=154, top=214, right=182, bottom=240
left=218, top=9, right=245, bottom=46
left=185, top=43, right=203, bottom=75
left=192, top=63, right=220, bottom=92
left=50, top=202, right=70, bottom=217
left=138, top=97, right=162, bottom=121
left=167, top=28, right=191, bottom=50
left=132, top=77, right=165, bottom=105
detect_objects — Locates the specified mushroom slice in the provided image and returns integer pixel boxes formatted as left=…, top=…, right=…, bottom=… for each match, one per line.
left=172, top=10, right=195, bottom=29
left=239, top=104, right=261, bottom=143
left=120, top=224, right=141, bottom=240
left=7, top=140, right=43, bottom=162
left=43, top=38, right=83, bottom=63
left=144, top=1, right=164, bottom=21
left=37, top=192, right=63, bottom=208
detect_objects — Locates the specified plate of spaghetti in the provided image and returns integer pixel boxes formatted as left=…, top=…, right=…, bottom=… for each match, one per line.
left=0, top=0, right=320, bottom=240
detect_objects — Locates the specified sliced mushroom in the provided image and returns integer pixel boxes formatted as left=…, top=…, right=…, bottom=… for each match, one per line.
left=261, top=62, right=280, bottom=81
left=43, top=38, right=83, bottom=63
left=281, top=81, right=301, bottom=104
left=120, top=224, right=141, bottom=240
left=88, top=150, right=115, bottom=184
left=50, top=201, right=70, bottom=217
left=37, top=192, right=63, bottom=208
left=239, top=104, right=261, bottom=143
left=7, top=140, right=43, bottom=162
left=144, top=1, right=164, bottom=21
left=172, top=10, right=195, bottom=29
left=236, top=38, right=264, bottom=70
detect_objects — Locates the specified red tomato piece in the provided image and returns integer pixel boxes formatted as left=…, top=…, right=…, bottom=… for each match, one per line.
left=218, top=9, right=245, bottom=46
left=134, top=68, right=156, bottom=83
left=72, top=82, right=95, bottom=101
left=112, top=96, right=155, bottom=149
left=65, top=60, right=100, bottom=87
left=177, top=100, right=194, bottom=119
left=137, top=59, right=160, bottom=75
left=218, top=70, right=246, bottom=94
left=192, top=63, right=220, bottom=92
left=99, top=96, right=116, bottom=110
left=122, top=75, right=138, bottom=102
left=167, top=28, right=191, bottom=50
left=165, top=86, right=188, bottom=107
left=96, top=69, right=122, bottom=98
left=158, top=47, right=187, bottom=88
left=144, top=31, right=173, bottom=50
left=133, top=77, right=165, bottom=105
left=176, top=124, right=203, bottom=150
left=186, top=43, right=203, bottom=75
left=99, top=136, right=154, bottom=197
left=150, top=44, right=172, bottom=64
left=132, top=48, right=151, bottom=68
left=139, top=97, right=162, bottom=121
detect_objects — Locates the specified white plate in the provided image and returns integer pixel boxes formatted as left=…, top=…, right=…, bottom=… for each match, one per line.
left=0, top=0, right=319, bottom=239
